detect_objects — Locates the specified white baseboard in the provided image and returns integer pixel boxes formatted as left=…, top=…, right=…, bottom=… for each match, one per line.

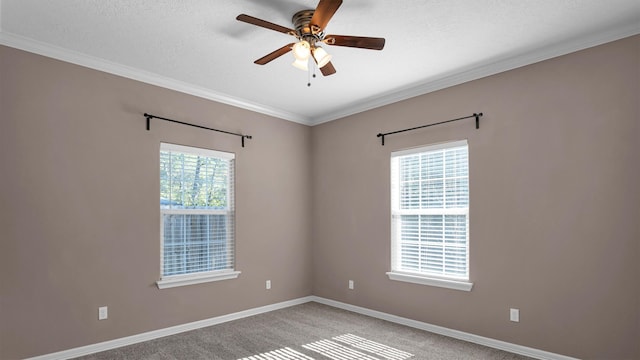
left=25, top=296, right=315, bottom=360
left=310, top=296, right=579, bottom=360
left=26, top=295, right=578, bottom=360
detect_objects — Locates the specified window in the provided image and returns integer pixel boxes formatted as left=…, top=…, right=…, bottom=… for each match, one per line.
left=157, top=143, right=240, bottom=289
left=387, top=140, right=473, bottom=291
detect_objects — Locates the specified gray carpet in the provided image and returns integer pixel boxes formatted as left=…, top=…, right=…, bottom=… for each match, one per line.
left=73, top=302, right=534, bottom=360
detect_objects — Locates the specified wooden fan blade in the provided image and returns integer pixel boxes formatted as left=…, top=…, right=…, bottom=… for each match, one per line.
left=310, top=0, right=343, bottom=30
left=254, top=43, right=295, bottom=65
left=326, top=35, right=385, bottom=50
left=236, top=14, right=294, bottom=34
left=320, top=62, right=336, bottom=76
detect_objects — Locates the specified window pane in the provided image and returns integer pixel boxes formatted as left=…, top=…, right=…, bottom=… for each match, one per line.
left=444, top=215, right=467, bottom=244
left=444, top=247, right=467, bottom=275
left=400, top=155, right=420, bottom=181
left=445, top=178, right=468, bottom=208
left=401, top=244, right=419, bottom=271
left=423, top=246, right=443, bottom=273
left=400, top=215, right=419, bottom=243
left=421, top=215, right=443, bottom=243
left=421, top=152, right=443, bottom=179
left=162, top=214, right=230, bottom=276
left=400, top=181, right=420, bottom=209
left=445, top=147, right=468, bottom=178
left=160, top=152, right=230, bottom=210
left=421, top=180, right=443, bottom=208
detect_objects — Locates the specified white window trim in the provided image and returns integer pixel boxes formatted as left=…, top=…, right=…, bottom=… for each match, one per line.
left=158, top=143, right=238, bottom=289
left=391, top=139, right=469, bottom=157
left=386, top=271, right=473, bottom=292
left=389, top=139, right=471, bottom=290
left=157, top=270, right=241, bottom=289
left=160, top=142, right=235, bottom=160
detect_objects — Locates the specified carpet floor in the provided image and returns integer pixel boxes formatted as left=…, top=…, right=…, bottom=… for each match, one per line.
left=73, top=302, right=535, bottom=360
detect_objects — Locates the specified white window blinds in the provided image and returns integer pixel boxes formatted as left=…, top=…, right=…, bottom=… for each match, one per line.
left=160, top=143, right=235, bottom=278
left=391, top=140, right=469, bottom=280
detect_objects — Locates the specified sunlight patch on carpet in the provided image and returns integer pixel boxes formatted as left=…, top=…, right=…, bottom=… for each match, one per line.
left=239, top=334, right=414, bottom=360
left=237, top=346, right=315, bottom=360
left=333, top=334, right=414, bottom=360
left=303, top=339, right=380, bottom=360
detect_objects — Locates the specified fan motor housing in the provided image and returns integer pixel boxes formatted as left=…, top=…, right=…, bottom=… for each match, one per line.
left=292, top=10, right=324, bottom=43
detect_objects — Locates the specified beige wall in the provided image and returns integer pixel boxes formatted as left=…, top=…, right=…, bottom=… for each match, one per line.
left=0, top=45, right=313, bottom=359
left=311, top=35, right=639, bottom=359
left=1, top=35, right=639, bottom=359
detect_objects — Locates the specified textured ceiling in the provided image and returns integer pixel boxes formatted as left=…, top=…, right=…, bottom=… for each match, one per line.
left=1, top=0, right=639, bottom=125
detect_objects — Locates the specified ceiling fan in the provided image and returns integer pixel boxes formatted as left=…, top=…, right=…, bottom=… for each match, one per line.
left=236, top=0, right=385, bottom=76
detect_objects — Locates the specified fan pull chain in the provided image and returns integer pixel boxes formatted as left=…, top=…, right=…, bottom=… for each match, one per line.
left=307, top=61, right=317, bottom=87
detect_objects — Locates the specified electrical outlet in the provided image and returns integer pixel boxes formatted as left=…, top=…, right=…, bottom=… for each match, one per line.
left=266, top=280, right=271, bottom=290
left=510, top=308, right=519, bottom=322
left=98, top=306, right=108, bottom=320
left=348, top=280, right=354, bottom=290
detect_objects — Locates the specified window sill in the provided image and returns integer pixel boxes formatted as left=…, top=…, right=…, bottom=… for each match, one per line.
left=386, top=271, right=473, bottom=292
left=156, top=271, right=241, bottom=289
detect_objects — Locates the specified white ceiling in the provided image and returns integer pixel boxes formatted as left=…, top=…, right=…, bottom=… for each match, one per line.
left=1, top=0, right=639, bottom=125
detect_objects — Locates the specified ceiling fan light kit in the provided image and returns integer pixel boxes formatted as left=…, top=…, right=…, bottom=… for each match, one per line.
left=311, top=46, right=332, bottom=68
left=292, top=40, right=311, bottom=61
left=292, top=57, right=310, bottom=71
left=236, top=0, right=385, bottom=77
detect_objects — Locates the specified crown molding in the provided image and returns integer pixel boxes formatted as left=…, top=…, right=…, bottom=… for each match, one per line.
left=0, top=31, right=314, bottom=126
left=2, top=21, right=638, bottom=127
left=309, top=22, right=640, bottom=126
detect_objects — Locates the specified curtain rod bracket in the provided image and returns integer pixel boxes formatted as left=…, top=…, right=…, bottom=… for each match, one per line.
left=475, top=112, right=483, bottom=129
left=144, top=113, right=252, bottom=147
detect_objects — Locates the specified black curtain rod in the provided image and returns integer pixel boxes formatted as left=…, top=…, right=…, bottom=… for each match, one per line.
left=144, top=113, right=253, bottom=147
left=376, top=112, right=483, bottom=146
